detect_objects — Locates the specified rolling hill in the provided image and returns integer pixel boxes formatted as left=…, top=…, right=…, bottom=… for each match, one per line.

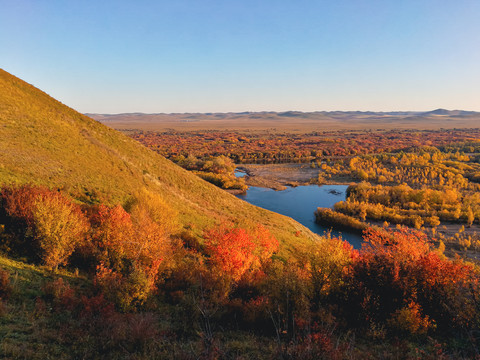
left=0, top=69, right=317, bottom=254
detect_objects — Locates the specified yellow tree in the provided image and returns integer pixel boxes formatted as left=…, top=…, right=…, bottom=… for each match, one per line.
left=33, top=193, right=88, bottom=269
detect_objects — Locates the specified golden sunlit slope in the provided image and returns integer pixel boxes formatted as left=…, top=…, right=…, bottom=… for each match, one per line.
left=0, top=69, right=317, bottom=252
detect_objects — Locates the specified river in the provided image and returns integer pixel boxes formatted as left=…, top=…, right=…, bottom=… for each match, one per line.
left=236, top=183, right=363, bottom=249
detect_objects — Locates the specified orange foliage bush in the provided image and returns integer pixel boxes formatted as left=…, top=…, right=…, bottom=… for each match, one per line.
left=1, top=185, right=88, bottom=268
left=361, top=227, right=430, bottom=261
left=205, top=226, right=256, bottom=283
left=94, top=262, right=150, bottom=311
left=91, top=191, right=179, bottom=310
left=345, top=227, right=480, bottom=335
left=129, top=206, right=172, bottom=280
left=388, top=301, right=433, bottom=336
left=87, top=204, right=134, bottom=266
left=204, top=225, right=278, bottom=283
left=0, top=184, right=52, bottom=228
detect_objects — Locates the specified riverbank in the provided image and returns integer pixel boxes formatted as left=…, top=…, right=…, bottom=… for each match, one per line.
left=234, top=164, right=480, bottom=262
left=237, top=163, right=350, bottom=191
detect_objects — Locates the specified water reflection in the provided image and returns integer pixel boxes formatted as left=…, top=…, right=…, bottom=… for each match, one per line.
left=234, top=169, right=247, bottom=178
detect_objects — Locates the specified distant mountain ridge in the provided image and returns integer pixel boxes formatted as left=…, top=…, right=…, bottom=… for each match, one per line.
left=421, top=108, right=478, bottom=116
left=87, top=109, right=479, bottom=118
left=87, top=109, right=480, bottom=132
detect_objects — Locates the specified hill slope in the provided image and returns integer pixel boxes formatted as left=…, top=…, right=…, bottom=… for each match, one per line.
left=0, top=69, right=317, bottom=253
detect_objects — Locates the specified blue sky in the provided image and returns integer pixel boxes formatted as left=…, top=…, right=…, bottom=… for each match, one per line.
left=1, top=0, right=479, bottom=113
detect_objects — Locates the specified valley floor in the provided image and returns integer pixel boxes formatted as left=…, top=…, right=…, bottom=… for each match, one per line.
left=238, top=163, right=325, bottom=190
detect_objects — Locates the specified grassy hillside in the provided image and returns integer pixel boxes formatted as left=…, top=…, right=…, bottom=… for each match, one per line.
left=0, top=69, right=317, bottom=254
left=0, top=254, right=89, bottom=358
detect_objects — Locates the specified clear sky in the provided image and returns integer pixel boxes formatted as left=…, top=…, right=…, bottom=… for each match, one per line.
left=1, top=0, right=479, bottom=113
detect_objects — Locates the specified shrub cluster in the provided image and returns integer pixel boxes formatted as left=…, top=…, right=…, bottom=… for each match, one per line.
left=1, top=184, right=479, bottom=357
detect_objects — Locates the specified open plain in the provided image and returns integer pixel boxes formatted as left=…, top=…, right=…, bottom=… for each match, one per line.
left=89, top=109, right=480, bottom=132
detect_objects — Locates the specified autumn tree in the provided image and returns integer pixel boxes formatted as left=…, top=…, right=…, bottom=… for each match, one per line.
left=32, top=192, right=89, bottom=269
left=343, top=227, right=480, bottom=336
left=0, top=184, right=52, bottom=234
left=260, top=259, right=311, bottom=341
left=86, top=204, right=134, bottom=268
left=301, top=236, right=357, bottom=308
left=466, top=206, right=475, bottom=227
left=93, top=189, right=179, bottom=310
left=204, top=224, right=279, bottom=285
left=0, top=185, right=88, bottom=269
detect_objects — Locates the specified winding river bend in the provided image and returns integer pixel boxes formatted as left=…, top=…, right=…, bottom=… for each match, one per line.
left=236, top=184, right=363, bottom=249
